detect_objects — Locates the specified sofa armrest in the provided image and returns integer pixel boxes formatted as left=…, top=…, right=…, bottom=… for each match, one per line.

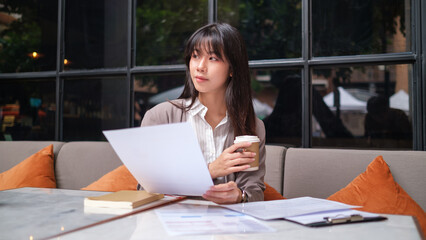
left=265, top=145, right=286, bottom=195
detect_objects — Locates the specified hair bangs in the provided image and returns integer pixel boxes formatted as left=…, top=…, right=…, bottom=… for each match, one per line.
left=187, top=27, right=225, bottom=61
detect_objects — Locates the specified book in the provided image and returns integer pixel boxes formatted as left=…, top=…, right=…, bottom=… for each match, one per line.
left=84, top=190, right=164, bottom=209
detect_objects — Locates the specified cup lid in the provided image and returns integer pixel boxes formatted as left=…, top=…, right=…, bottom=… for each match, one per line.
left=234, top=135, right=260, bottom=143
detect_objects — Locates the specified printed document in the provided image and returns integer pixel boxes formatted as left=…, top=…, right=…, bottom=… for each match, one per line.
left=103, top=122, right=213, bottom=196
left=154, top=203, right=275, bottom=236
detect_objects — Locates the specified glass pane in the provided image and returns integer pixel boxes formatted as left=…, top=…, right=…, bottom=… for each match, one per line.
left=0, top=1, right=58, bottom=73
left=256, top=69, right=302, bottom=147
left=313, top=0, right=410, bottom=56
left=0, top=79, right=56, bottom=140
left=135, top=1, right=208, bottom=66
left=64, top=0, right=127, bottom=70
left=218, top=0, right=302, bottom=60
left=135, top=70, right=301, bottom=147
left=134, top=73, right=186, bottom=126
left=63, top=77, right=129, bottom=141
left=312, top=64, right=412, bottom=149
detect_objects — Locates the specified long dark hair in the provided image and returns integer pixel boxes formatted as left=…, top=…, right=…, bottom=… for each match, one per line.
left=177, top=22, right=256, bottom=136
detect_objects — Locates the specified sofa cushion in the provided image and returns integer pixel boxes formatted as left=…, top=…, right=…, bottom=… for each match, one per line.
left=264, top=182, right=285, bottom=201
left=0, top=141, right=64, bottom=173
left=81, top=165, right=138, bottom=191
left=0, top=144, right=56, bottom=190
left=55, top=142, right=123, bottom=189
left=328, top=155, right=426, bottom=237
left=283, top=148, right=426, bottom=210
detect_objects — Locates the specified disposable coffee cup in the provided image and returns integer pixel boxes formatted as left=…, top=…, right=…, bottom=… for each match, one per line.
left=234, top=135, right=260, bottom=171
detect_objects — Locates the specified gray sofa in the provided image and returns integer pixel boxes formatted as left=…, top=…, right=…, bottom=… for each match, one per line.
left=1, top=141, right=425, bottom=211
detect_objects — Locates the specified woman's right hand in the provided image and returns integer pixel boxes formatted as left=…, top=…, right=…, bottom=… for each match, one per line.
left=208, top=141, right=256, bottom=179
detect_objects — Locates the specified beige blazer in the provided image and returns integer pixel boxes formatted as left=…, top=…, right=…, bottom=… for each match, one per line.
left=141, top=99, right=266, bottom=202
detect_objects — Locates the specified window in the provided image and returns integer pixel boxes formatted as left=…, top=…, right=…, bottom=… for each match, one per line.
left=312, top=0, right=410, bottom=56
left=312, top=64, right=412, bottom=149
left=135, top=1, right=208, bottom=66
left=0, top=0, right=424, bottom=150
left=218, top=0, right=302, bottom=59
left=63, top=77, right=129, bottom=141
left=0, top=79, right=56, bottom=140
left=134, top=73, right=186, bottom=126
left=64, top=0, right=127, bottom=70
left=253, top=69, right=302, bottom=147
left=0, top=1, right=58, bottom=73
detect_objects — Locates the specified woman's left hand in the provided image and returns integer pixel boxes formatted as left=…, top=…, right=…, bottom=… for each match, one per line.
left=202, top=181, right=242, bottom=204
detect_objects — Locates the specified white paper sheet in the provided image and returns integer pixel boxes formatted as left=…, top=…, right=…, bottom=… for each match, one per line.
left=103, top=122, right=214, bottom=196
left=222, top=197, right=360, bottom=220
left=155, top=204, right=275, bottom=236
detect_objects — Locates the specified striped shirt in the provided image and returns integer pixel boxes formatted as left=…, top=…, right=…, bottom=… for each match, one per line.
left=186, top=98, right=230, bottom=165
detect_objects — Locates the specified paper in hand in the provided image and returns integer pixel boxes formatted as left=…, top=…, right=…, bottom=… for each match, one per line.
left=103, top=122, right=214, bottom=196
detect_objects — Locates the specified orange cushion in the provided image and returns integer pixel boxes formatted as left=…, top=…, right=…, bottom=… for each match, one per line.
left=82, top=165, right=138, bottom=192
left=327, top=155, right=426, bottom=237
left=264, top=182, right=285, bottom=201
left=0, top=145, right=56, bottom=190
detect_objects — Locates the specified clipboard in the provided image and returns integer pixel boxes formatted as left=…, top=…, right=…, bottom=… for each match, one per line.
left=285, top=209, right=387, bottom=227
left=306, top=213, right=387, bottom=227
left=221, top=197, right=388, bottom=228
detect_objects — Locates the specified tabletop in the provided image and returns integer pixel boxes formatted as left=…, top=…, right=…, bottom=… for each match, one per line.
left=0, top=188, right=422, bottom=240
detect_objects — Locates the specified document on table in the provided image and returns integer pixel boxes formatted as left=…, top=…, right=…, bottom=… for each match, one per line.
left=154, top=204, right=275, bottom=236
left=221, top=197, right=386, bottom=226
left=103, top=122, right=214, bottom=196
left=222, top=197, right=360, bottom=220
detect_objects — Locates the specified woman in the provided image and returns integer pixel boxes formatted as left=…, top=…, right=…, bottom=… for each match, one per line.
left=141, top=23, right=266, bottom=204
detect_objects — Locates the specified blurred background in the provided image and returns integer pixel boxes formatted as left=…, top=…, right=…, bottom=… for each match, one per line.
left=0, top=0, right=424, bottom=150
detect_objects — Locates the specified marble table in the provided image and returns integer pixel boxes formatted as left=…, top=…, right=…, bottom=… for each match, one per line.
left=0, top=188, right=117, bottom=240
left=0, top=187, right=179, bottom=240
left=0, top=188, right=422, bottom=240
